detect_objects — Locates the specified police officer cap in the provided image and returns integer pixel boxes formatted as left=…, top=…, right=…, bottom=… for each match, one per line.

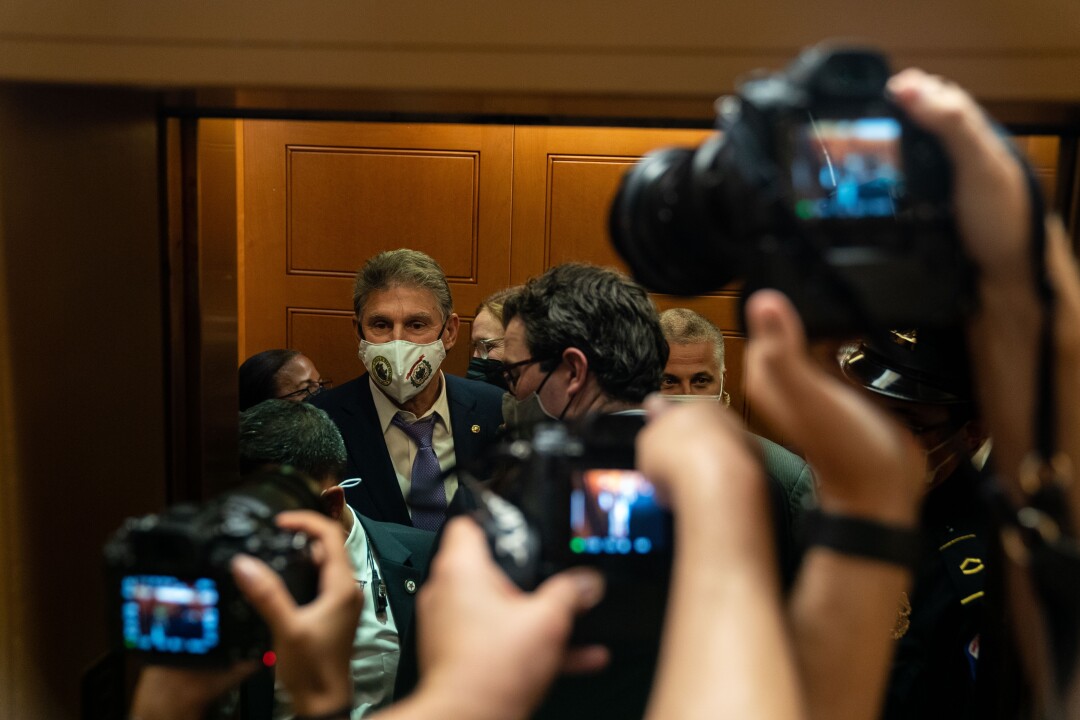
left=840, top=327, right=973, bottom=405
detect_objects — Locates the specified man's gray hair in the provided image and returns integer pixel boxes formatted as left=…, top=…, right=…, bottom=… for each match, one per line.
left=238, top=399, right=347, bottom=483
left=353, top=249, right=453, bottom=322
left=659, top=308, right=726, bottom=373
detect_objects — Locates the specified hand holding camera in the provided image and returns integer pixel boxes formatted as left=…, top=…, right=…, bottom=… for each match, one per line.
left=404, top=518, right=607, bottom=720
left=129, top=510, right=361, bottom=720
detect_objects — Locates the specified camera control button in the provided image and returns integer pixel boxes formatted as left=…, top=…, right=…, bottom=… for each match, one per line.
left=222, top=516, right=257, bottom=537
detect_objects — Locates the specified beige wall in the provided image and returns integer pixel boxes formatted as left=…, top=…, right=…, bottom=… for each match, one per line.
left=0, top=1, right=1078, bottom=102
left=0, top=85, right=166, bottom=719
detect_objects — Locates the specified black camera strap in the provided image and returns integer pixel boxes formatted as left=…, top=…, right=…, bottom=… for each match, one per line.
left=990, top=142, right=1080, bottom=705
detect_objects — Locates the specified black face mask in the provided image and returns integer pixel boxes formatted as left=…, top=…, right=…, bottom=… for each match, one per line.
left=466, top=357, right=508, bottom=390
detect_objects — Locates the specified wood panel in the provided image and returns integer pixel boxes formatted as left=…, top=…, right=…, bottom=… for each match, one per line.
left=1014, top=135, right=1062, bottom=209
left=1, top=1, right=1079, bottom=104
left=241, top=120, right=514, bottom=381
left=509, top=126, right=770, bottom=420
left=239, top=120, right=1069, bottom=449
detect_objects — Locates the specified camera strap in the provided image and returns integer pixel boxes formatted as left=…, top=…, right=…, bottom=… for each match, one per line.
left=990, top=139, right=1080, bottom=704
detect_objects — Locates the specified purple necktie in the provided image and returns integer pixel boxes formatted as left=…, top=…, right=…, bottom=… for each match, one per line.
left=391, top=413, right=447, bottom=532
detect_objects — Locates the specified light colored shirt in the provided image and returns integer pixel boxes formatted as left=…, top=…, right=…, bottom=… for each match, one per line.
left=274, top=506, right=401, bottom=719
left=368, top=373, right=458, bottom=515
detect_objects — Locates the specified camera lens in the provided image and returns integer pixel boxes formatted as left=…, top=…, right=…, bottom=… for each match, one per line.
left=609, top=139, right=744, bottom=296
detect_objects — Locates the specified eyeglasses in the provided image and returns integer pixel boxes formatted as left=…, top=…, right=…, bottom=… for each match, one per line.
left=500, top=358, right=547, bottom=392
left=277, top=379, right=333, bottom=401
left=471, top=337, right=504, bottom=360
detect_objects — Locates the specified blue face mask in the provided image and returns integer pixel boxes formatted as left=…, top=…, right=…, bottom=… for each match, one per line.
left=466, top=357, right=508, bottom=390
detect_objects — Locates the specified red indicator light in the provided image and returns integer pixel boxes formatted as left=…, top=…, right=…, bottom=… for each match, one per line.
left=262, top=651, right=277, bottom=667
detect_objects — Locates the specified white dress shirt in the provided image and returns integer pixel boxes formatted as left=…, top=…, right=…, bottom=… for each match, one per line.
left=273, top=506, right=401, bottom=719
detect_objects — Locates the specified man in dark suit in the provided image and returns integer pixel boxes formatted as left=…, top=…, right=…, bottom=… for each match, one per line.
left=310, top=249, right=504, bottom=529
left=238, top=399, right=435, bottom=717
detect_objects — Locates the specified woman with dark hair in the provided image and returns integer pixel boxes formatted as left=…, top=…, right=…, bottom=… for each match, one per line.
left=238, top=349, right=329, bottom=411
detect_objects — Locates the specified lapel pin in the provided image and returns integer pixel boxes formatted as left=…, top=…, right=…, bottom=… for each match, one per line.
left=471, top=424, right=481, bottom=434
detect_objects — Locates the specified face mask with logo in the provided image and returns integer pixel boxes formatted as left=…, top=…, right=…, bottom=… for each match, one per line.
left=359, top=338, right=446, bottom=404
left=466, top=357, right=508, bottom=390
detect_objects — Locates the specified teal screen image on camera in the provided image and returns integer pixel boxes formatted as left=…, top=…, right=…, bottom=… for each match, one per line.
left=120, top=575, right=221, bottom=655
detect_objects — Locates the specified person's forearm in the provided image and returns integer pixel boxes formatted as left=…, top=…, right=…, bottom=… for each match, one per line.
left=788, top=549, right=911, bottom=720
left=788, top=467, right=916, bottom=720
left=974, top=221, right=1080, bottom=716
left=967, top=262, right=1041, bottom=509
left=1040, top=222, right=1080, bottom=530
left=646, top=475, right=803, bottom=720
left=966, top=255, right=1080, bottom=529
left=373, top=675, right=509, bottom=720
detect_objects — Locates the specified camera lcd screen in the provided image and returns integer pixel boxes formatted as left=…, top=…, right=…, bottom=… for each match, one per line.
left=120, top=575, right=221, bottom=654
left=791, top=117, right=904, bottom=220
left=569, top=469, right=669, bottom=556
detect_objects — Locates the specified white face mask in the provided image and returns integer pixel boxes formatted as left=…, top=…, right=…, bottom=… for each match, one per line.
left=664, top=393, right=724, bottom=405
left=662, top=382, right=731, bottom=408
left=359, top=337, right=446, bottom=404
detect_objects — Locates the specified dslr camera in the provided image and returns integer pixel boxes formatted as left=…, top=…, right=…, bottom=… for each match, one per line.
left=476, top=414, right=671, bottom=648
left=103, top=468, right=321, bottom=666
left=610, top=44, right=972, bottom=336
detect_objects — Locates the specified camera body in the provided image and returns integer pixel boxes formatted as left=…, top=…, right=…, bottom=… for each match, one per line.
left=611, top=44, right=973, bottom=336
left=104, top=469, right=321, bottom=666
left=479, top=415, right=671, bottom=648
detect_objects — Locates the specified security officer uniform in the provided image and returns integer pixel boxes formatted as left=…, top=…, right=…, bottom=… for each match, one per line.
left=842, top=329, right=993, bottom=720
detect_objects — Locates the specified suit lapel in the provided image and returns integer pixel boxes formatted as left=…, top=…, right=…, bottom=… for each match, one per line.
left=446, top=375, right=482, bottom=466
left=359, top=516, right=423, bottom=639
left=340, top=377, right=411, bottom=524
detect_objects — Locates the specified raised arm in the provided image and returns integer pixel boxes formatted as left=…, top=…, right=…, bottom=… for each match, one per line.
left=744, top=289, right=924, bottom=720
left=636, top=396, right=805, bottom=720
left=891, top=67, right=1080, bottom=711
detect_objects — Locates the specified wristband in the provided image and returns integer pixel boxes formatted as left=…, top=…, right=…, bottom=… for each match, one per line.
left=800, top=508, right=920, bottom=569
left=295, top=705, right=353, bottom=720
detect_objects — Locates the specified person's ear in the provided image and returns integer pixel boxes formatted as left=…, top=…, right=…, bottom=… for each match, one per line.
left=441, top=312, right=460, bottom=351
left=320, top=486, right=346, bottom=520
left=352, top=315, right=365, bottom=344
left=563, top=347, right=590, bottom=396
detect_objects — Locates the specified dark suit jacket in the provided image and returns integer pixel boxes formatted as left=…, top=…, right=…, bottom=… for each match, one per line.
left=755, top=434, right=816, bottom=521
left=358, top=514, right=434, bottom=656
left=754, top=435, right=816, bottom=587
left=310, top=372, right=504, bottom=525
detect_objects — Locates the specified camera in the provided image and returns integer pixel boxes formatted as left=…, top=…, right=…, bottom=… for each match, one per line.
left=610, top=44, right=973, bottom=336
left=103, top=468, right=322, bottom=666
left=476, top=414, right=672, bottom=648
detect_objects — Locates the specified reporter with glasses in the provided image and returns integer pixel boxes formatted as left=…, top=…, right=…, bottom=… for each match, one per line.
left=239, top=349, right=332, bottom=411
